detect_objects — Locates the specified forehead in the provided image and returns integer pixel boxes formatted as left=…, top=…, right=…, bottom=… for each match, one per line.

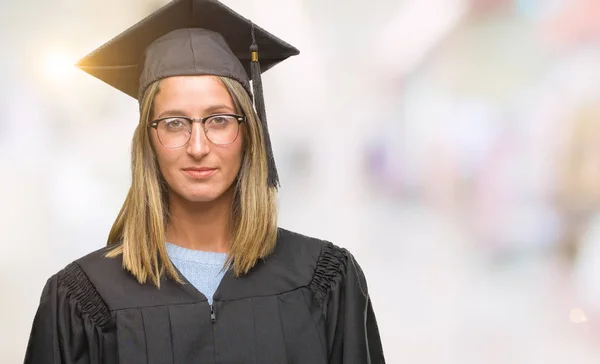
left=153, top=75, right=234, bottom=115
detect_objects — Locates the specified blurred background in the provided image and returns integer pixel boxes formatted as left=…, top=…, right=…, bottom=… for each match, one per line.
left=3, top=0, right=600, bottom=362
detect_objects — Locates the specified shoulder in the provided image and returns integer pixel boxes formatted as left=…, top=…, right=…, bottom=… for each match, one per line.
left=71, top=245, right=139, bottom=308
left=52, top=244, right=196, bottom=312
left=274, top=229, right=367, bottom=307
left=52, top=245, right=119, bottom=291
left=219, top=228, right=340, bottom=299
left=51, top=244, right=125, bottom=300
left=273, top=227, right=351, bottom=292
left=275, top=226, right=349, bottom=263
left=68, top=244, right=200, bottom=309
left=274, top=227, right=328, bottom=256
left=272, top=227, right=342, bottom=271
left=42, top=246, right=117, bottom=328
left=73, top=244, right=134, bottom=298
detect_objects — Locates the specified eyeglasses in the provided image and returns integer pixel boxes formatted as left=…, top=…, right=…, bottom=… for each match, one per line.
left=149, top=114, right=246, bottom=148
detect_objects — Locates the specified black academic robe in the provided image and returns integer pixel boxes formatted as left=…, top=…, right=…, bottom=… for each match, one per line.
left=24, top=228, right=385, bottom=363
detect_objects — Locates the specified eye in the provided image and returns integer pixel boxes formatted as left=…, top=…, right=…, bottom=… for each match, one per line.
left=206, top=115, right=234, bottom=128
left=209, top=116, right=229, bottom=125
left=163, top=118, right=189, bottom=130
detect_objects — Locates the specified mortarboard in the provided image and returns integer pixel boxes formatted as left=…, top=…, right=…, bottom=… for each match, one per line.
left=76, top=0, right=300, bottom=188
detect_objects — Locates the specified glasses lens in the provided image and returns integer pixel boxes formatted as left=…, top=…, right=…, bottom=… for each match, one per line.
left=157, top=118, right=191, bottom=148
left=205, top=115, right=240, bottom=145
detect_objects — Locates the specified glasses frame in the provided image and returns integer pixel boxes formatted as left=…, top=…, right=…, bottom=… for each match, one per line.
left=149, top=113, right=247, bottom=148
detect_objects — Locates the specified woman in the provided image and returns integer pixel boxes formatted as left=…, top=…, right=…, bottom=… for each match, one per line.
left=24, top=0, right=385, bottom=363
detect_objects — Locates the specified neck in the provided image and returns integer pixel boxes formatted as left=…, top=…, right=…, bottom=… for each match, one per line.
left=165, top=188, right=234, bottom=253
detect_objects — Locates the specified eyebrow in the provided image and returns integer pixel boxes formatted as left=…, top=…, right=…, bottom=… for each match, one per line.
left=204, top=104, right=236, bottom=114
left=156, top=109, right=188, bottom=118
left=156, top=104, right=235, bottom=119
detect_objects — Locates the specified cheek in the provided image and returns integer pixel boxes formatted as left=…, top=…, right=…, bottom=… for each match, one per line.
left=215, top=143, right=243, bottom=177
left=151, top=135, right=178, bottom=176
left=158, top=152, right=179, bottom=172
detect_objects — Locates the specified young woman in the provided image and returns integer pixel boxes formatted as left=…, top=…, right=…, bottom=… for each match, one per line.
left=24, top=0, right=385, bottom=363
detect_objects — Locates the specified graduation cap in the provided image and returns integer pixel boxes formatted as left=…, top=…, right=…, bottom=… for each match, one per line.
left=76, top=0, right=300, bottom=188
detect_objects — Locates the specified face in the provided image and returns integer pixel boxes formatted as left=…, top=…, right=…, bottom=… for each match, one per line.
left=150, top=75, right=244, bottom=203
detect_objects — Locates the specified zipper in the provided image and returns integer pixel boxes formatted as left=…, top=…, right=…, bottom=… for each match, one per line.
left=210, top=304, right=216, bottom=323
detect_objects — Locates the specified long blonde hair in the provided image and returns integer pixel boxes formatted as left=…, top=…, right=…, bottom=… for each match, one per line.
left=106, top=76, right=278, bottom=287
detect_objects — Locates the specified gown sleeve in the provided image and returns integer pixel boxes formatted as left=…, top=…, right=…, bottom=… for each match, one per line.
left=311, top=242, right=386, bottom=364
left=24, top=263, right=113, bottom=364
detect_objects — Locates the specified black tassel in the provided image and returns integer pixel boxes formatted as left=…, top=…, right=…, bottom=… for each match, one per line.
left=250, top=25, right=279, bottom=188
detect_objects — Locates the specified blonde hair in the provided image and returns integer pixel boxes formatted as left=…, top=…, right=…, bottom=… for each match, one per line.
left=106, top=76, right=278, bottom=287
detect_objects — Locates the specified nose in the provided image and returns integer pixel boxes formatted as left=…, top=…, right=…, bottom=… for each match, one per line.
left=186, top=122, right=211, bottom=158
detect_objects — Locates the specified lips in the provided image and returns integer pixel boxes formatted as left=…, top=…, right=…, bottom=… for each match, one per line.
left=182, top=167, right=217, bottom=178
left=183, top=167, right=216, bottom=172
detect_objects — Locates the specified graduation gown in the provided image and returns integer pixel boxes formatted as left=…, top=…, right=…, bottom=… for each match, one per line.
left=24, top=228, right=385, bottom=363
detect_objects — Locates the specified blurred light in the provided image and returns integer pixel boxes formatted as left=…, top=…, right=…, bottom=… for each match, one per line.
left=569, top=308, right=588, bottom=323
left=43, top=51, right=76, bottom=82
left=516, top=0, right=566, bottom=20
left=371, top=0, right=468, bottom=78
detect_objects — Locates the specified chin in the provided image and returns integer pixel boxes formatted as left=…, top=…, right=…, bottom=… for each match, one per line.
left=175, top=185, right=229, bottom=203
left=182, top=190, right=223, bottom=203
